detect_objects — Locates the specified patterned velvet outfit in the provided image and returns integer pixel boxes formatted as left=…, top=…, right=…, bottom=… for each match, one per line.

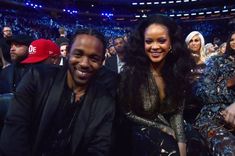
left=195, top=55, right=235, bottom=155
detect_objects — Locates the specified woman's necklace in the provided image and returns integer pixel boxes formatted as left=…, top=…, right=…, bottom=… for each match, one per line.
left=152, top=72, right=162, bottom=78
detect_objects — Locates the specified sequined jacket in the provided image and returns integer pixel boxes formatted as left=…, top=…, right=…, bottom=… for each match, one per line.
left=118, top=67, right=186, bottom=143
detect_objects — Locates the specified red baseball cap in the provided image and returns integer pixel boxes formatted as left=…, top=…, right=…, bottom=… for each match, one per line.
left=21, top=39, right=60, bottom=64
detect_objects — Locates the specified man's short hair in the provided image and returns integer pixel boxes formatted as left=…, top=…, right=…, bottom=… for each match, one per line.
left=113, top=36, right=125, bottom=44
left=8, top=34, right=34, bottom=47
left=58, top=27, right=66, bottom=35
left=72, top=28, right=107, bottom=56
left=60, top=42, right=69, bottom=47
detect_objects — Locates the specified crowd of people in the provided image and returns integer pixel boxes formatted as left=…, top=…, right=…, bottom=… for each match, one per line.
left=0, top=9, right=128, bottom=41
left=0, top=11, right=235, bottom=156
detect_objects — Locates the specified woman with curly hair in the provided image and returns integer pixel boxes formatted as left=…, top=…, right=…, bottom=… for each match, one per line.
left=195, top=31, right=235, bottom=155
left=116, top=14, right=194, bottom=156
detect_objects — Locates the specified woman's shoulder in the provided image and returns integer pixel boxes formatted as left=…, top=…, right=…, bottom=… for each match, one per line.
left=205, top=55, right=234, bottom=70
left=205, top=55, right=224, bottom=65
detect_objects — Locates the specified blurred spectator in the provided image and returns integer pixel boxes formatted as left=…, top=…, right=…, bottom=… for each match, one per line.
left=0, top=26, right=13, bottom=69
left=105, top=36, right=125, bottom=73
left=55, top=27, right=69, bottom=46
left=0, top=34, right=33, bottom=133
left=204, top=43, right=217, bottom=62
left=217, top=42, right=227, bottom=55
left=59, top=42, right=69, bottom=66
left=0, top=34, right=33, bottom=93
left=105, top=45, right=116, bottom=59
left=212, top=37, right=221, bottom=51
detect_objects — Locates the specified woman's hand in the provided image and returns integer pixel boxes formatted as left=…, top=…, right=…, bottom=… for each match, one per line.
left=178, top=142, right=186, bottom=156
left=227, top=76, right=235, bottom=88
left=221, top=102, right=235, bottom=127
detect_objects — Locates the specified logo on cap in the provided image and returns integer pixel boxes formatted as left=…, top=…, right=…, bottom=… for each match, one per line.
left=28, top=45, right=36, bottom=54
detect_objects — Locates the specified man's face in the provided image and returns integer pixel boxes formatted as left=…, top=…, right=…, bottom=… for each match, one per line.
left=68, top=34, right=104, bottom=86
left=10, top=42, right=28, bottom=62
left=113, top=38, right=125, bottom=54
left=2, top=27, right=12, bottom=38
left=108, top=46, right=116, bottom=55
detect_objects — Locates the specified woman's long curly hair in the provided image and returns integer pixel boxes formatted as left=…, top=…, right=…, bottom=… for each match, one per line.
left=119, top=14, right=195, bottom=115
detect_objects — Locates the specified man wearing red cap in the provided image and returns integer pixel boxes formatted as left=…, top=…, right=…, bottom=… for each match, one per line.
left=21, top=39, right=61, bottom=65
left=0, top=28, right=117, bottom=156
left=0, top=38, right=60, bottom=94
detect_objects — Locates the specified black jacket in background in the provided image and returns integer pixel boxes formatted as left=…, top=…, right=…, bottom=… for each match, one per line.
left=0, top=63, right=29, bottom=94
left=105, top=55, right=118, bottom=73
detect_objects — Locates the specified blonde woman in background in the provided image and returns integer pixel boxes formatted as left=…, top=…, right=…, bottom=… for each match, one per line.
left=185, top=31, right=205, bottom=64
left=183, top=31, right=206, bottom=126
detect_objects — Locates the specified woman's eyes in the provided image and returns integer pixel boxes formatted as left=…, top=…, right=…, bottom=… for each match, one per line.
left=145, top=38, right=166, bottom=44
left=158, top=38, right=166, bottom=43
left=145, top=40, right=152, bottom=44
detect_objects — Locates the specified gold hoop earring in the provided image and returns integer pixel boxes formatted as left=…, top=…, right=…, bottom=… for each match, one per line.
left=169, top=46, right=173, bottom=53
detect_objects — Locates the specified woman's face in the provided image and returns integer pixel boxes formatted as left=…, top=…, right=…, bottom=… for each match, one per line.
left=144, top=24, right=171, bottom=65
left=229, top=33, right=235, bottom=51
left=220, top=43, right=226, bottom=54
left=188, top=34, right=201, bottom=53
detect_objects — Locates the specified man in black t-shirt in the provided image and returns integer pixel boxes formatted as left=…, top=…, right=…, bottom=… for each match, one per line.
left=0, top=26, right=13, bottom=69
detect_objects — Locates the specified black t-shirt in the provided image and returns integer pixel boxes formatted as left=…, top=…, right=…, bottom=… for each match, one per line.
left=41, top=84, right=84, bottom=156
left=0, top=37, right=11, bottom=63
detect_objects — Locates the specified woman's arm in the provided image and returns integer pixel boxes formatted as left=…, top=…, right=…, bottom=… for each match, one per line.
left=170, top=110, right=186, bottom=156
left=178, top=142, right=187, bottom=156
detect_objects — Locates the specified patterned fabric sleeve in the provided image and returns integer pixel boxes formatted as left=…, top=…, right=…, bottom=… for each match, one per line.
left=195, top=56, right=229, bottom=104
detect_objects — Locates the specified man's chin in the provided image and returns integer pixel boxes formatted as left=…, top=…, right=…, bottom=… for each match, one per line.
left=74, top=78, right=90, bottom=86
